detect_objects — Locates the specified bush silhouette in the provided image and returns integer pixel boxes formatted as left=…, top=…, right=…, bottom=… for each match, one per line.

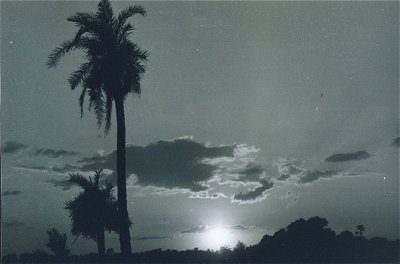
left=356, top=224, right=366, bottom=237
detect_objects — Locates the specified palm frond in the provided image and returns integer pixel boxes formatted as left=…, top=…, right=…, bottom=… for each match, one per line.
left=79, top=86, right=87, bottom=118
left=94, top=169, right=103, bottom=187
left=117, top=5, right=146, bottom=30
left=117, top=23, right=135, bottom=41
left=87, top=86, right=105, bottom=128
left=68, top=62, right=91, bottom=90
left=104, top=94, right=113, bottom=134
left=48, top=0, right=148, bottom=133
left=68, top=173, right=93, bottom=190
left=67, top=12, right=97, bottom=27
left=121, top=40, right=149, bottom=62
left=97, top=0, right=114, bottom=23
left=72, top=36, right=102, bottom=54
left=47, top=35, right=95, bottom=69
left=45, top=228, right=70, bottom=257
left=102, top=181, right=115, bottom=194
left=71, top=27, right=86, bottom=47
left=47, top=40, right=75, bottom=68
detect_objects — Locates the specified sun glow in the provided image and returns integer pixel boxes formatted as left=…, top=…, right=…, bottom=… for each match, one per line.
left=201, top=225, right=235, bottom=250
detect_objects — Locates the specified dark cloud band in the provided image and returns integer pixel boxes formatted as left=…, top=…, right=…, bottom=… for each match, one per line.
left=1, top=141, right=78, bottom=158
left=181, top=225, right=208, bottom=233
left=298, top=170, right=340, bottom=184
left=233, top=180, right=273, bottom=202
left=33, top=148, right=78, bottom=158
left=1, top=141, right=28, bottom=154
left=325, top=151, right=371, bottom=162
left=2, top=190, right=23, bottom=196
left=392, top=137, right=399, bottom=147
left=76, top=138, right=234, bottom=192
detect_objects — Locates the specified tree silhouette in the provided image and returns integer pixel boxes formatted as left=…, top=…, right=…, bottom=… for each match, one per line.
left=65, top=169, right=123, bottom=256
left=234, top=241, right=246, bottom=252
left=45, top=228, right=70, bottom=258
left=2, top=216, right=400, bottom=263
left=355, top=224, right=365, bottom=237
left=47, top=0, right=148, bottom=256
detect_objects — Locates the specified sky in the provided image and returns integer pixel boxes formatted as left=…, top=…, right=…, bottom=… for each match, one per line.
left=1, top=0, right=399, bottom=256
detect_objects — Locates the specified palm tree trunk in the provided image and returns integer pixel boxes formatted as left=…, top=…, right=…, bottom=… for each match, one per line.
left=96, top=227, right=106, bottom=257
left=115, top=96, right=132, bottom=256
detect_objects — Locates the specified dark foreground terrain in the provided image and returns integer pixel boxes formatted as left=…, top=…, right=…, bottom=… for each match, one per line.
left=3, top=216, right=399, bottom=263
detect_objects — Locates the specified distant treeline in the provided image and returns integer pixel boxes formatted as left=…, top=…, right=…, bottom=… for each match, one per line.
left=2, top=216, right=399, bottom=263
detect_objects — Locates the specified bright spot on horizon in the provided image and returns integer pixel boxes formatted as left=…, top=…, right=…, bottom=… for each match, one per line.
left=201, top=225, right=236, bottom=250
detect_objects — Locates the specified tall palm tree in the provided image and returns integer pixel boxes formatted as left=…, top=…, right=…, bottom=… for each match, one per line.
left=47, top=0, right=148, bottom=255
left=65, top=169, right=122, bottom=256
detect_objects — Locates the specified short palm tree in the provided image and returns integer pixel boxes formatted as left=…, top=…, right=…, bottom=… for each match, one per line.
left=45, top=228, right=71, bottom=258
left=65, top=169, right=122, bottom=257
left=47, top=0, right=148, bottom=255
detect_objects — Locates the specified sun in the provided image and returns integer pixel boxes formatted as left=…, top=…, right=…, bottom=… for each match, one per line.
left=201, top=225, right=235, bottom=250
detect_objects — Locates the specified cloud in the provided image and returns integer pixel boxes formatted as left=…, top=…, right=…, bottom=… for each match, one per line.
left=14, top=164, right=49, bottom=171
left=392, top=137, right=399, bottom=147
left=50, top=139, right=264, bottom=204
left=181, top=225, right=209, bottom=233
left=325, top=151, right=371, bottom=162
left=189, top=191, right=228, bottom=200
left=180, top=224, right=251, bottom=235
left=276, top=174, right=291, bottom=181
left=76, top=138, right=234, bottom=192
left=202, top=145, right=264, bottom=189
left=33, top=148, right=78, bottom=158
left=14, top=163, right=81, bottom=174
left=274, top=157, right=381, bottom=185
left=1, top=141, right=78, bottom=158
left=233, top=180, right=273, bottom=203
left=50, top=164, right=81, bottom=173
left=2, top=190, right=23, bottom=196
left=298, top=170, right=340, bottom=184
left=237, top=164, right=265, bottom=182
left=274, top=158, right=305, bottom=181
left=228, top=225, right=250, bottom=231
left=1, top=141, right=28, bottom=154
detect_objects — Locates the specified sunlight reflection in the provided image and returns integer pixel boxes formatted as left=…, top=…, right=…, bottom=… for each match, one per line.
left=201, top=225, right=235, bottom=250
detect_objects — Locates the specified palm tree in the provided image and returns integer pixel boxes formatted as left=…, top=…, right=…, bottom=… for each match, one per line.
left=65, top=169, right=122, bottom=257
left=47, top=0, right=148, bottom=255
left=45, top=228, right=71, bottom=258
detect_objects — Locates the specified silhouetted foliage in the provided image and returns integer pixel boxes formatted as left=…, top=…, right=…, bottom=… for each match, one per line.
left=65, top=169, right=123, bottom=257
left=20, top=250, right=52, bottom=263
left=356, top=224, right=366, bottom=237
left=47, top=0, right=148, bottom=256
left=3, top=216, right=399, bottom=263
left=45, top=228, right=70, bottom=258
left=233, top=241, right=246, bottom=262
left=233, top=241, right=246, bottom=252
